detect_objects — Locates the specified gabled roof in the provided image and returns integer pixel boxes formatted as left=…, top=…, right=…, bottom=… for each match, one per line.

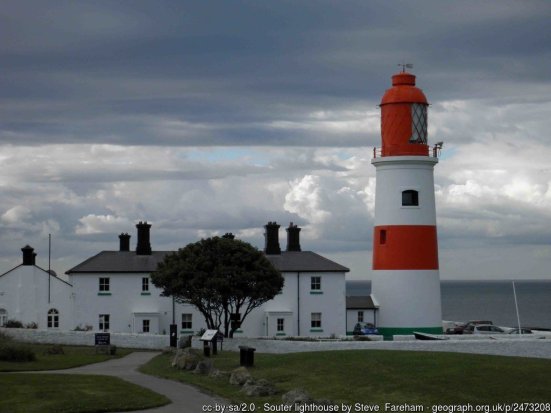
left=66, top=250, right=349, bottom=274
left=1, top=264, right=72, bottom=287
left=265, top=251, right=349, bottom=273
left=346, top=295, right=378, bottom=310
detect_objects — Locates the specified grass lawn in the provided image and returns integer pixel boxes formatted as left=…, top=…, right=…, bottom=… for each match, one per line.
left=140, top=350, right=551, bottom=407
left=0, top=373, right=170, bottom=413
left=0, top=342, right=133, bottom=372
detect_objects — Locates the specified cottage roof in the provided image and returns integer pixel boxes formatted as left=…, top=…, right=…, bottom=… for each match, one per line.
left=66, top=250, right=348, bottom=274
left=346, top=295, right=377, bottom=310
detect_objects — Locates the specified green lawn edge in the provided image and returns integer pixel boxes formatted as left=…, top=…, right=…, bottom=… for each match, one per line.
left=139, top=349, right=551, bottom=407
left=0, top=373, right=170, bottom=413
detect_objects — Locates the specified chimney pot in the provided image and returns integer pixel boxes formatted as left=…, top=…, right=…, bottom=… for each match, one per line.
left=264, top=221, right=281, bottom=255
left=119, top=233, right=131, bottom=252
left=21, top=245, right=36, bottom=266
left=136, top=221, right=152, bottom=255
left=286, top=222, right=302, bottom=252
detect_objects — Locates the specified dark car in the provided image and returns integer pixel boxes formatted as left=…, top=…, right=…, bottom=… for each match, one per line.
left=353, top=322, right=379, bottom=335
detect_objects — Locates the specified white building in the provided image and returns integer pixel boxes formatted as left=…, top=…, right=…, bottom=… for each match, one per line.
left=64, top=221, right=349, bottom=337
left=0, top=246, right=74, bottom=330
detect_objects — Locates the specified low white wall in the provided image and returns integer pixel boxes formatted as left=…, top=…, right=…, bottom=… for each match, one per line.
left=1, top=328, right=170, bottom=349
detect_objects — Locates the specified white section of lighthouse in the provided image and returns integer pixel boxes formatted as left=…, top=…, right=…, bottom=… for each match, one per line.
left=370, top=71, right=443, bottom=337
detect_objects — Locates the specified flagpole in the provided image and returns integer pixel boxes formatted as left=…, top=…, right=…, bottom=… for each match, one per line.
left=512, top=281, right=522, bottom=335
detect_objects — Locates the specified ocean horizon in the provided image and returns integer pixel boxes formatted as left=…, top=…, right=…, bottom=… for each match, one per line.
left=346, top=279, right=551, bottom=330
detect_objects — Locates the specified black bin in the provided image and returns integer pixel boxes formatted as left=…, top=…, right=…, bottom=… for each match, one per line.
left=239, top=346, right=256, bottom=367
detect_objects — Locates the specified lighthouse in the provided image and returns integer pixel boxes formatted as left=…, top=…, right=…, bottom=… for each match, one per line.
left=370, top=69, right=443, bottom=337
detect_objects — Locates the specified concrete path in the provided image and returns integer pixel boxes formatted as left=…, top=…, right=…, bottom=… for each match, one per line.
left=35, top=352, right=227, bottom=413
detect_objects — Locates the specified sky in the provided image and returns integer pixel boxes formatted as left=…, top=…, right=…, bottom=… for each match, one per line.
left=1, top=0, right=550, bottom=280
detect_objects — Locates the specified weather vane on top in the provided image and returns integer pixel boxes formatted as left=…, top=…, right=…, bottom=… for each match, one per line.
left=398, top=63, right=413, bottom=73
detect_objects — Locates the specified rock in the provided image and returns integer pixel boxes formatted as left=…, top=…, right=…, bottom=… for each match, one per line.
left=229, top=366, right=252, bottom=386
left=282, top=388, right=313, bottom=405
left=171, top=348, right=202, bottom=370
left=241, top=378, right=278, bottom=397
left=194, top=359, right=213, bottom=375
left=209, top=369, right=230, bottom=379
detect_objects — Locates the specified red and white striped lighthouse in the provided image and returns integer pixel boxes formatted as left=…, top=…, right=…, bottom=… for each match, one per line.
left=371, top=70, right=443, bottom=337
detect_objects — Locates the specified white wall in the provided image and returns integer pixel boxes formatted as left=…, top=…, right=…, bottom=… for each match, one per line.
left=0, top=265, right=73, bottom=330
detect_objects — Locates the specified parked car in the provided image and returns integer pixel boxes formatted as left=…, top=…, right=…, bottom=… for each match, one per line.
left=508, top=328, right=533, bottom=334
left=472, top=324, right=506, bottom=335
left=353, top=322, right=379, bottom=335
left=461, top=320, right=494, bottom=334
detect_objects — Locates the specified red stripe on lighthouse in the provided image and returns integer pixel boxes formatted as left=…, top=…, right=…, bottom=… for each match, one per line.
left=373, top=225, right=438, bottom=270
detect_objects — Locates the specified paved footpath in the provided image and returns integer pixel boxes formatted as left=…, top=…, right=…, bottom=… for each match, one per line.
left=36, top=352, right=227, bottom=413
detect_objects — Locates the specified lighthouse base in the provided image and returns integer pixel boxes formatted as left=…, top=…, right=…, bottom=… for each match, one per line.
left=371, top=269, right=443, bottom=340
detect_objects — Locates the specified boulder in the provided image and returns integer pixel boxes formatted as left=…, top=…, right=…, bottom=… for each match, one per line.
left=229, top=366, right=252, bottom=386
left=241, top=378, right=278, bottom=397
left=194, top=359, right=213, bottom=375
left=209, top=369, right=231, bottom=379
left=171, top=348, right=202, bottom=370
left=282, top=388, right=313, bottom=405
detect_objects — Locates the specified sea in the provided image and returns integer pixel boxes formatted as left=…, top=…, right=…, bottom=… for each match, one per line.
left=346, top=280, right=551, bottom=330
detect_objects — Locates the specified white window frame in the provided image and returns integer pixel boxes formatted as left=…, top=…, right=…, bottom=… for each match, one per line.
left=99, top=314, right=110, bottom=331
left=142, top=277, right=149, bottom=292
left=357, top=311, right=364, bottom=323
left=311, top=276, right=321, bottom=291
left=47, top=308, right=59, bottom=328
left=311, top=312, right=322, bottom=329
left=181, top=313, right=192, bottom=330
left=142, top=319, right=150, bottom=333
left=99, top=277, right=110, bottom=292
left=277, top=318, right=285, bottom=332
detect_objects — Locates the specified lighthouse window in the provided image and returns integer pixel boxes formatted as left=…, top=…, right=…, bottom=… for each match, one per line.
left=410, top=104, right=427, bottom=144
left=402, top=190, right=419, bottom=206
left=379, top=229, right=387, bottom=245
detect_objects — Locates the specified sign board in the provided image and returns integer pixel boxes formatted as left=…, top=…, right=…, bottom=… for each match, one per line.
left=95, top=332, right=110, bottom=346
left=200, top=329, right=219, bottom=342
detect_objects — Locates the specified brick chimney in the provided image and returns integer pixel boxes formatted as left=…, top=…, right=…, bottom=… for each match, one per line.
left=119, top=233, right=131, bottom=252
left=21, top=245, right=36, bottom=266
left=286, top=222, right=301, bottom=252
left=136, top=221, right=152, bottom=255
left=264, top=221, right=281, bottom=255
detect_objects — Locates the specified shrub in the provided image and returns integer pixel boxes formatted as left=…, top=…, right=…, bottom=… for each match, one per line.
left=25, top=322, right=38, bottom=329
left=74, top=324, right=93, bottom=331
left=0, top=344, right=37, bottom=362
left=45, top=344, right=65, bottom=355
left=5, top=319, right=23, bottom=328
left=0, top=330, right=13, bottom=343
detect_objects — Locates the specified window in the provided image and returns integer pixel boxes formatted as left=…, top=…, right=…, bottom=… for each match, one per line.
left=181, top=313, right=192, bottom=330
left=311, top=312, right=322, bottom=329
left=99, top=314, right=110, bottom=331
left=402, top=190, right=419, bottom=206
left=47, top=309, right=59, bottom=328
left=99, top=277, right=110, bottom=292
left=0, top=309, right=7, bottom=327
left=142, top=277, right=149, bottom=292
left=410, top=103, right=427, bottom=144
left=357, top=311, right=364, bottom=323
left=142, top=319, right=150, bottom=333
left=311, top=276, right=321, bottom=291
left=379, top=229, right=387, bottom=245
left=277, top=318, right=285, bottom=332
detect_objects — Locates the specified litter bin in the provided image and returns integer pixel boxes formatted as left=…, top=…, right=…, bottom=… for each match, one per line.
left=239, top=346, right=256, bottom=367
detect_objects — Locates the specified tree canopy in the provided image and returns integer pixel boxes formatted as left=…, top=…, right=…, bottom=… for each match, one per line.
left=151, top=235, right=284, bottom=337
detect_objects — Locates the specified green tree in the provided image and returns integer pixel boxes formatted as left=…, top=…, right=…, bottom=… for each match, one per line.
left=151, top=235, right=284, bottom=337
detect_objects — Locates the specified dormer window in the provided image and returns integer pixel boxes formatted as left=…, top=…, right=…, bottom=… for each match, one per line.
left=402, top=190, right=419, bottom=206
left=410, top=104, right=427, bottom=144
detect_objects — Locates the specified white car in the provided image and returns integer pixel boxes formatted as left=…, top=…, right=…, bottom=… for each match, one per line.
left=473, top=324, right=506, bottom=335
